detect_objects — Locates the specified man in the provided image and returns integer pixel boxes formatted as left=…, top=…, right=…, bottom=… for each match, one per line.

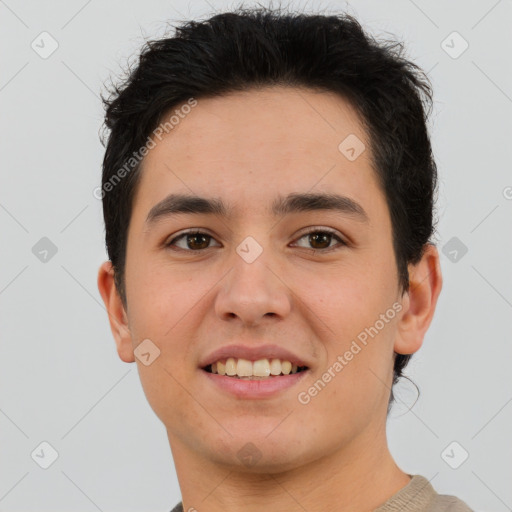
left=97, top=6, right=473, bottom=511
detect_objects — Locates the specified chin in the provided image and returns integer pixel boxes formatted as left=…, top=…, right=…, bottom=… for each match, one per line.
left=212, top=448, right=309, bottom=475
left=200, top=431, right=313, bottom=474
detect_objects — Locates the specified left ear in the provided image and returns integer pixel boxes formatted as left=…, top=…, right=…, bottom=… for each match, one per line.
left=394, top=243, right=443, bottom=355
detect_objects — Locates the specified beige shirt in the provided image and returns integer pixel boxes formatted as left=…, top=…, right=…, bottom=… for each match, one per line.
left=170, top=474, right=474, bottom=511
left=375, top=474, right=473, bottom=511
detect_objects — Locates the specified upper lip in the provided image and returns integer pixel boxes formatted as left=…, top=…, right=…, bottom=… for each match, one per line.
left=199, top=344, right=310, bottom=369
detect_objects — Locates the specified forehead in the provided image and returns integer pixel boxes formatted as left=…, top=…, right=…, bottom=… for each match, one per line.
left=133, top=86, right=385, bottom=222
left=150, top=86, right=368, bottom=165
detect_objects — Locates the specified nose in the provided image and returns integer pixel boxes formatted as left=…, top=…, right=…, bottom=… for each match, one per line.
left=214, top=248, right=292, bottom=327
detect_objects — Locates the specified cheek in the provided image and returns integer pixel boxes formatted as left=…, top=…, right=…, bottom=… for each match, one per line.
left=126, top=253, right=201, bottom=339
left=289, top=260, right=383, bottom=338
left=291, top=261, right=397, bottom=411
left=125, top=262, right=202, bottom=422
left=137, top=361, right=201, bottom=439
left=297, top=331, right=394, bottom=443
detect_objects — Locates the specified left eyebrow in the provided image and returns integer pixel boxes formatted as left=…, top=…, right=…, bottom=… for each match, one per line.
left=271, top=192, right=369, bottom=223
left=145, top=192, right=370, bottom=226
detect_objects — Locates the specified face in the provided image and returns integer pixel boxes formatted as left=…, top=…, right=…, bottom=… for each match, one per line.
left=99, top=86, right=441, bottom=473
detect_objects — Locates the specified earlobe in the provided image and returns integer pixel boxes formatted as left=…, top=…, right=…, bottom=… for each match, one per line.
left=394, top=244, right=443, bottom=355
left=97, top=261, right=135, bottom=363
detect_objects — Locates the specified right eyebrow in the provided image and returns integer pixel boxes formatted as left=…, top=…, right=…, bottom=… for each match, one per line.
left=145, top=194, right=227, bottom=225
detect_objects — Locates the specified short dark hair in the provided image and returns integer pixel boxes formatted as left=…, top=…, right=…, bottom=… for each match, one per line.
left=100, top=5, right=438, bottom=396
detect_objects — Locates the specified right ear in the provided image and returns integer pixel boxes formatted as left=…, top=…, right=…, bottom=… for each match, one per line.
left=97, top=261, right=135, bottom=363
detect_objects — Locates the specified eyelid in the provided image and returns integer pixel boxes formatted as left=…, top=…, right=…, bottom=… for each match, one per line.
left=165, top=226, right=347, bottom=251
left=295, top=225, right=343, bottom=239
left=291, top=226, right=347, bottom=250
left=164, top=228, right=220, bottom=249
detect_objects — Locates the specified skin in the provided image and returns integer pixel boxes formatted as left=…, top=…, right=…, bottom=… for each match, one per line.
left=98, top=86, right=442, bottom=512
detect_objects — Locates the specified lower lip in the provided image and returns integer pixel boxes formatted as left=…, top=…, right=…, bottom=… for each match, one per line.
left=201, top=369, right=309, bottom=399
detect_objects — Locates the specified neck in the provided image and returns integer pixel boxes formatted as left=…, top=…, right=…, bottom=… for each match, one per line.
left=168, top=423, right=410, bottom=512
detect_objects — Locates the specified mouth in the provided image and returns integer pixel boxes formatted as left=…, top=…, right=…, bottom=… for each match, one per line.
left=202, top=357, right=309, bottom=380
left=199, top=344, right=311, bottom=398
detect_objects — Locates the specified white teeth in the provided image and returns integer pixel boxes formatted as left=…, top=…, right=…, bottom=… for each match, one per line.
left=208, top=357, right=305, bottom=378
left=236, top=358, right=253, bottom=377
left=269, top=358, right=282, bottom=375
left=217, top=360, right=226, bottom=375
left=281, top=361, right=292, bottom=375
left=253, top=359, right=270, bottom=377
left=225, top=357, right=237, bottom=376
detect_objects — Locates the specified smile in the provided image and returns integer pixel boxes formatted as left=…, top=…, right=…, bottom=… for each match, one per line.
left=204, top=357, right=309, bottom=379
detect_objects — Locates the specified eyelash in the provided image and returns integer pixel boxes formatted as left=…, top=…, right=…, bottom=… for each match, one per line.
left=165, top=227, right=347, bottom=253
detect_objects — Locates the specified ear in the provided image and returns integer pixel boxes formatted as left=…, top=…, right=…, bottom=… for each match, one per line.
left=394, top=243, right=443, bottom=355
left=97, top=261, right=135, bottom=363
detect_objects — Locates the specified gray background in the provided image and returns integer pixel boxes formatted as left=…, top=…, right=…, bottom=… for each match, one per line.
left=1, top=0, right=511, bottom=510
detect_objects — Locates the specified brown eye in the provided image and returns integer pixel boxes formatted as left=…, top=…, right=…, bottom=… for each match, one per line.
left=293, top=229, right=346, bottom=252
left=184, top=233, right=211, bottom=250
left=166, top=231, right=219, bottom=251
left=308, top=232, right=332, bottom=249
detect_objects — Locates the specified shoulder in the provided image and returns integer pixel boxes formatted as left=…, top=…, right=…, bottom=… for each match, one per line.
left=375, top=474, right=474, bottom=511
left=427, top=493, right=474, bottom=511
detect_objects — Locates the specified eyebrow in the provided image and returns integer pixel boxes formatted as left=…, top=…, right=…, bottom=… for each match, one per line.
left=145, top=192, right=370, bottom=225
